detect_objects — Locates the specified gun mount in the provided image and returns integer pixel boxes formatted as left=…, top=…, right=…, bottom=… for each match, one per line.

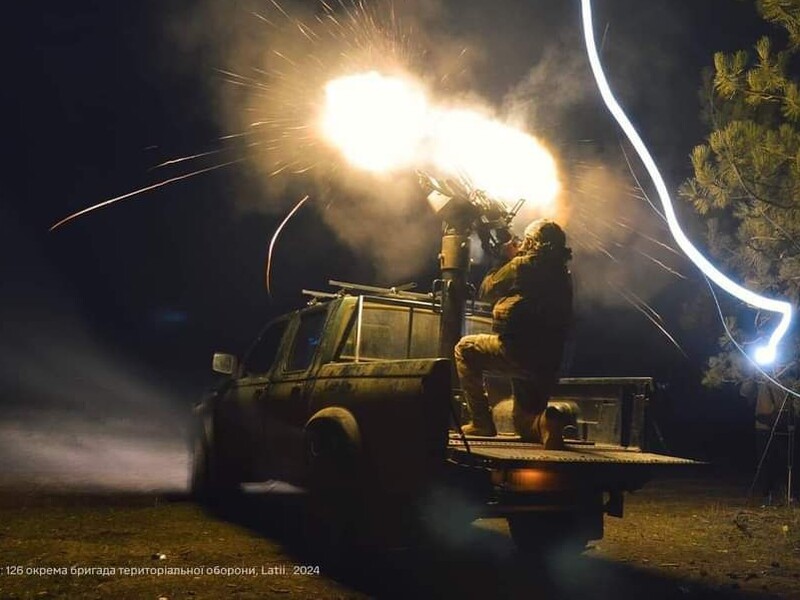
left=418, top=172, right=523, bottom=366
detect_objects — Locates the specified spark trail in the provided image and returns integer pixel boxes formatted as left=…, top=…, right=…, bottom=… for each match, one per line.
left=610, top=281, right=688, bottom=358
left=266, top=194, right=310, bottom=296
left=581, top=0, right=793, bottom=365
left=51, top=2, right=560, bottom=233
left=49, top=159, right=244, bottom=231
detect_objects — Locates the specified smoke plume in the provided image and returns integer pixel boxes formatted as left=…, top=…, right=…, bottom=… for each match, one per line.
left=167, top=0, right=694, bottom=336
left=0, top=206, right=189, bottom=492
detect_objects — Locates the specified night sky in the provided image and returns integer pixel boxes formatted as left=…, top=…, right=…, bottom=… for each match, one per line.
left=1, top=0, right=772, bottom=472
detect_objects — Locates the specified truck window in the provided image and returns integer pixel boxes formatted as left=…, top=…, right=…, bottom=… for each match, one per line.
left=339, top=305, right=410, bottom=360
left=338, top=303, right=494, bottom=362
left=409, top=311, right=438, bottom=357
left=243, top=320, right=289, bottom=376
left=337, top=303, right=436, bottom=360
left=286, top=310, right=327, bottom=372
left=362, top=305, right=410, bottom=359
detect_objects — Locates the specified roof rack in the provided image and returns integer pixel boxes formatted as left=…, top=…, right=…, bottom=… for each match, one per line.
left=300, top=280, right=431, bottom=304
left=301, top=280, right=492, bottom=315
left=328, top=280, right=434, bottom=301
left=300, top=289, right=340, bottom=302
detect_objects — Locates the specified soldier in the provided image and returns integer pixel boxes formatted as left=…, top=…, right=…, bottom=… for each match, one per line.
left=454, top=219, right=573, bottom=449
left=740, top=380, right=798, bottom=505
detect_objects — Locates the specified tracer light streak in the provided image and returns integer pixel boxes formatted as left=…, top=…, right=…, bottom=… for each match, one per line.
left=581, top=0, right=793, bottom=365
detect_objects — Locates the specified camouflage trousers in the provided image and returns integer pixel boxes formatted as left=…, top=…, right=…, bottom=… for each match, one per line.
left=454, top=333, right=557, bottom=441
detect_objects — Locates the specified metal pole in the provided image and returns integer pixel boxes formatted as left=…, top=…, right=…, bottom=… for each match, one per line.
left=788, top=396, right=795, bottom=506
left=437, top=228, right=471, bottom=369
left=437, top=226, right=474, bottom=452
left=354, top=295, right=363, bottom=363
left=788, top=424, right=794, bottom=505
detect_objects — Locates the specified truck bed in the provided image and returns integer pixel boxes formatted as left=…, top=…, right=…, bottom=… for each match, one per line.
left=447, top=435, right=697, bottom=467
left=446, top=434, right=700, bottom=501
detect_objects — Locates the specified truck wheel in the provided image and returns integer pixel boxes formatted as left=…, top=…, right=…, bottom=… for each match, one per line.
left=304, top=420, right=364, bottom=547
left=507, top=510, right=602, bottom=555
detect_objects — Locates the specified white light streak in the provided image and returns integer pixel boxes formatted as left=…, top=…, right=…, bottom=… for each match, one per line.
left=581, top=0, right=793, bottom=365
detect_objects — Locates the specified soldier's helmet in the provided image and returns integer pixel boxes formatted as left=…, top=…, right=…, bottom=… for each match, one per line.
left=523, top=219, right=567, bottom=248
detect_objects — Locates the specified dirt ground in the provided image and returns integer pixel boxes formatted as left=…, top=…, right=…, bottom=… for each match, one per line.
left=588, top=477, right=800, bottom=599
left=0, top=475, right=799, bottom=599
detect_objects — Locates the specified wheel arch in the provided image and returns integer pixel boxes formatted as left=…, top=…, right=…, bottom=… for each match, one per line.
left=304, top=406, right=362, bottom=451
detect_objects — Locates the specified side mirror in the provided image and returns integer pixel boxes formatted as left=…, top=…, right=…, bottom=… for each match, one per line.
left=212, top=353, right=238, bottom=376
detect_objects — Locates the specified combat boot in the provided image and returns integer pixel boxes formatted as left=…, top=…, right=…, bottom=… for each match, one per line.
left=461, top=410, right=497, bottom=437
left=536, top=405, right=567, bottom=450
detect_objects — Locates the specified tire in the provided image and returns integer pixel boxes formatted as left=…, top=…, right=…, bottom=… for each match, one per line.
left=507, top=510, right=602, bottom=555
left=304, top=420, right=366, bottom=548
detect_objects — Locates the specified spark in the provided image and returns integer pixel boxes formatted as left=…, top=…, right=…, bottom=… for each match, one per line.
left=51, top=4, right=555, bottom=242
left=596, top=245, right=619, bottom=263
left=267, top=0, right=291, bottom=21
left=151, top=149, right=225, bottom=170
left=269, top=165, right=289, bottom=177
left=619, top=223, right=682, bottom=257
left=627, top=288, right=665, bottom=323
left=297, top=21, right=318, bottom=42
left=218, top=132, right=251, bottom=141
left=272, top=50, right=297, bottom=67
left=581, top=0, right=793, bottom=365
left=266, top=195, right=311, bottom=296
left=634, top=249, right=687, bottom=280
left=619, top=142, right=666, bottom=222
left=611, top=283, right=688, bottom=358
left=49, top=159, right=244, bottom=231
left=231, top=0, right=424, bottom=184
left=251, top=12, right=276, bottom=27
left=215, top=68, right=266, bottom=87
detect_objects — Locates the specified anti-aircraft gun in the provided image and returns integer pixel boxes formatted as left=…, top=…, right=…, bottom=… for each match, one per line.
left=417, top=171, right=524, bottom=364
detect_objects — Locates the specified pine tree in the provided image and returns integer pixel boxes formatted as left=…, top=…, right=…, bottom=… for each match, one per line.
left=680, top=0, right=800, bottom=387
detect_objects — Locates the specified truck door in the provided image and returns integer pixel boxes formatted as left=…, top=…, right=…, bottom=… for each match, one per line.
left=263, top=307, right=328, bottom=484
left=221, top=317, right=290, bottom=482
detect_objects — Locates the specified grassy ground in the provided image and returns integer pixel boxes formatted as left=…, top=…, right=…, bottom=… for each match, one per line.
left=591, top=478, right=800, bottom=598
left=0, top=478, right=799, bottom=599
left=0, top=493, right=361, bottom=599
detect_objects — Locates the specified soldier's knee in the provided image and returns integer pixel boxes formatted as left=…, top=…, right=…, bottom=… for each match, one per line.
left=454, top=339, right=465, bottom=360
left=455, top=336, right=476, bottom=362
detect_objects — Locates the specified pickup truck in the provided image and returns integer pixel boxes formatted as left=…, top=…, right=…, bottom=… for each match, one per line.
left=191, top=285, right=695, bottom=551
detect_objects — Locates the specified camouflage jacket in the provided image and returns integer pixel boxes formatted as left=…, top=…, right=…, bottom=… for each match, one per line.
left=479, top=250, right=573, bottom=366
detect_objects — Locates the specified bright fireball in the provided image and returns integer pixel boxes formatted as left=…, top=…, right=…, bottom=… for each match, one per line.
left=320, top=71, right=560, bottom=207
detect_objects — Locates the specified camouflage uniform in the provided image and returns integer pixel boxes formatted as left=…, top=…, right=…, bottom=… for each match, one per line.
left=455, top=247, right=573, bottom=440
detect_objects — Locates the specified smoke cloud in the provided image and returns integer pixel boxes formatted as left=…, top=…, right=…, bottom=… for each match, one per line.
left=165, top=0, right=693, bottom=319
left=0, top=207, right=189, bottom=492
left=160, top=0, right=498, bottom=282
left=493, top=9, right=694, bottom=320
left=502, top=30, right=597, bottom=139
